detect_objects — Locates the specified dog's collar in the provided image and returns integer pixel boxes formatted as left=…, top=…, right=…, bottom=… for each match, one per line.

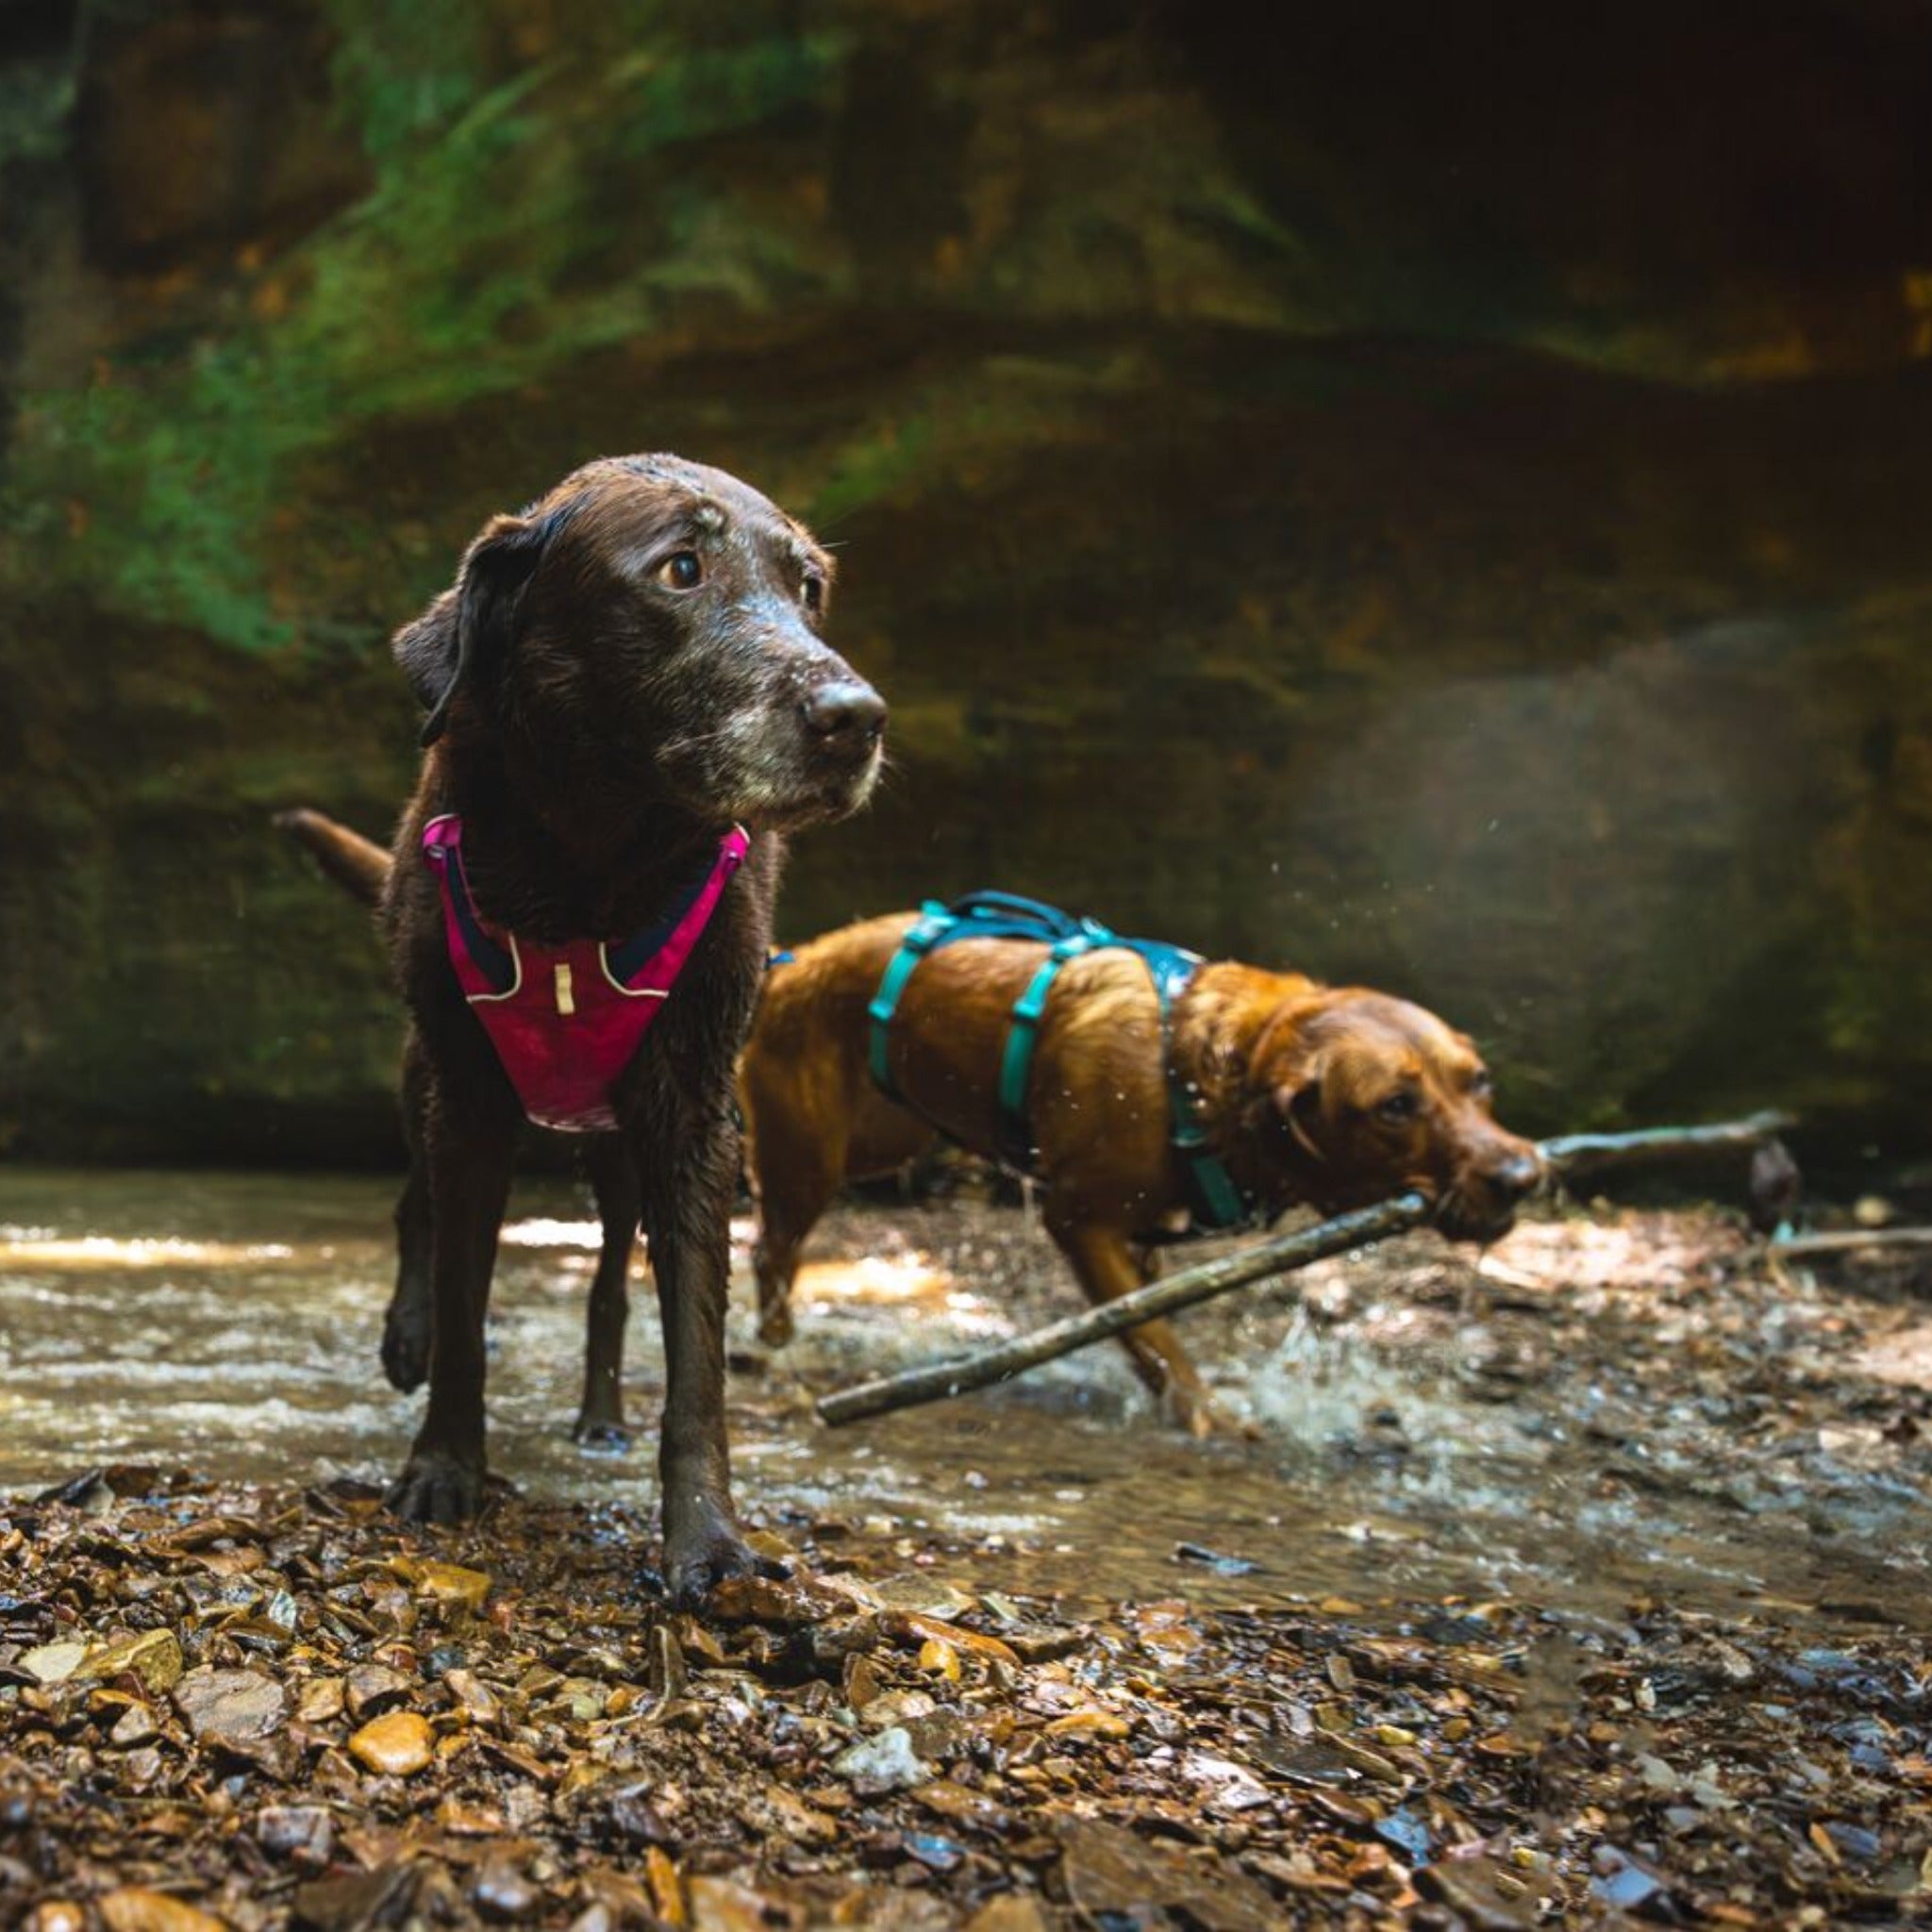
left=421, top=813, right=748, bottom=1132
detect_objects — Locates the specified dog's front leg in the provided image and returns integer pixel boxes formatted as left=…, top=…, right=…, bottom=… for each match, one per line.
left=387, top=1074, right=518, bottom=1524
left=634, top=1099, right=772, bottom=1607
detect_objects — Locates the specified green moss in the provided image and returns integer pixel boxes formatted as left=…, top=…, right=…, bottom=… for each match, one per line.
left=3, top=9, right=845, bottom=654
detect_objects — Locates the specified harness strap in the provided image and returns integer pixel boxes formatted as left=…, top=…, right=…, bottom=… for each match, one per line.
left=867, top=902, right=956, bottom=1101
left=862, top=892, right=1257, bottom=1233
left=1134, top=941, right=1251, bottom=1231
left=995, top=930, right=1109, bottom=1170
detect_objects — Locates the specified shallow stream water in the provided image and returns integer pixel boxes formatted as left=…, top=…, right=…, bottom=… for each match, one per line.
left=0, top=1167, right=1924, bottom=1638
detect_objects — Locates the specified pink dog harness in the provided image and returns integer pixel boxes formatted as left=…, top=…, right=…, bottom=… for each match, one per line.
left=422, top=814, right=749, bottom=1132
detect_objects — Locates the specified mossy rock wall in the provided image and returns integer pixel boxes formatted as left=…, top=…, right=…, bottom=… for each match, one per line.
left=3, top=0, right=1929, bottom=1166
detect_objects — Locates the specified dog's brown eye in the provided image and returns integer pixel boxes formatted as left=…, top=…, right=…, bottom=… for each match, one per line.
left=800, top=574, right=824, bottom=614
left=1468, top=1069, right=1493, bottom=1099
left=1376, top=1091, right=1419, bottom=1124
left=655, top=551, right=704, bottom=591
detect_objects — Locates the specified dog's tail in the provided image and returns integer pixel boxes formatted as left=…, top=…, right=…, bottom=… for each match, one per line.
left=275, top=808, right=393, bottom=908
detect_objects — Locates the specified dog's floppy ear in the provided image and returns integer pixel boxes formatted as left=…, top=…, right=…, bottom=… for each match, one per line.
left=1269, top=1055, right=1330, bottom=1164
left=394, top=511, right=554, bottom=747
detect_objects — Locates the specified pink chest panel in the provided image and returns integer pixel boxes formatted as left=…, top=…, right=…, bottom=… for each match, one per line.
left=422, top=815, right=749, bottom=1133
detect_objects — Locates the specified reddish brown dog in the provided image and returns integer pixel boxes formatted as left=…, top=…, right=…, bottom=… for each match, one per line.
left=742, top=914, right=1542, bottom=1433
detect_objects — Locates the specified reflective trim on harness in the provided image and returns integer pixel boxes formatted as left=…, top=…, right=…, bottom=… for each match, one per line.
left=864, top=892, right=1256, bottom=1233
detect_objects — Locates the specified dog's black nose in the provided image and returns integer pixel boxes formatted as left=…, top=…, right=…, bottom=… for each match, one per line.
left=803, top=680, right=887, bottom=742
left=1489, top=1150, right=1541, bottom=1201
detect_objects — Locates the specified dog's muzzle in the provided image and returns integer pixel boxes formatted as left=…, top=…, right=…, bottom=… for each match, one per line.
left=1436, top=1143, right=1542, bottom=1243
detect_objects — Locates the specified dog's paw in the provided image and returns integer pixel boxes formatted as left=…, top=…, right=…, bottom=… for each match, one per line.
left=1171, top=1389, right=1259, bottom=1442
left=572, top=1414, right=632, bottom=1457
left=754, top=1300, right=795, bottom=1349
left=386, top=1451, right=486, bottom=1524
left=662, top=1512, right=787, bottom=1612
left=381, top=1307, right=431, bottom=1393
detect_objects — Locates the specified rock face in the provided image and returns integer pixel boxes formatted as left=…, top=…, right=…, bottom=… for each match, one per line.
left=2, top=0, right=1929, bottom=1163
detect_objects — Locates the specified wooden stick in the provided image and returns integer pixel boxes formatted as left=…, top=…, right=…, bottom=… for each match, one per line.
left=1539, top=1109, right=1793, bottom=1177
left=815, top=1110, right=1793, bottom=1428
left=1772, top=1226, right=1932, bottom=1259
left=816, top=1193, right=1430, bottom=1426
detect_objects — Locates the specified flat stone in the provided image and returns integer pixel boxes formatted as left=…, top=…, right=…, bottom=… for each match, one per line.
left=344, top=1663, right=412, bottom=1719
left=413, top=1561, right=491, bottom=1612
left=257, top=1805, right=334, bottom=1871
left=442, top=1668, right=504, bottom=1724
left=173, top=1666, right=287, bottom=1748
left=20, top=1641, right=91, bottom=1686
left=348, top=1709, right=433, bottom=1776
left=108, top=1703, right=159, bottom=1748
left=1058, top=1818, right=1277, bottom=1932
left=829, top=1725, right=933, bottom=1795
left=78, top=1629, right=184, bottom=1695
left=1417, top=1854, right=1552, bottom=1931
left=296, top=1676, right=345, bottom=1724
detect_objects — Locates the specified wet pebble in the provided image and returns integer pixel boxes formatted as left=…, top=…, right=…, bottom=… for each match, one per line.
left=97, top=1890, right=227, bottom=1932
left=108, top=1703, right=158, bottom=1748
left=173, top=1666, right=287, bottom=1747
left=831, top=1725, right=934, bottom=1794
left=78, top=1629, right=183, bottom=1694
left=257, top=1804, right=334, bottom=1870
left=348, top=1709, right=434, bottom=1776
left=344, top=1662, right=412, bottom=1719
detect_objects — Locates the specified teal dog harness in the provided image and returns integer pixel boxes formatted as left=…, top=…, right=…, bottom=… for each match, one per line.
left=865, top=891, right=1253, bottom=1232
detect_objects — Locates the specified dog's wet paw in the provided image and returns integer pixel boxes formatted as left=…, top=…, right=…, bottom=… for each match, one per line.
left=662, top=1517, right=787, bottom=1612
left=572, top=1415, right=632, bottom=1457
left=380, top=1310, right=431, bottom=1394
left=1170, top=1390, right=1257, bottom=1441
left=386, top=1452, right=485, bottom=1524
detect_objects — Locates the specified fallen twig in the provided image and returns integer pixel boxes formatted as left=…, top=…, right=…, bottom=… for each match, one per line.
left=816, top=1111, right=1793, bottom=1428
left=1539, top=1109, right=1793, bottom=1177
left=817, top=1194, right=1429, bottom=1426
left=1772, top=1226, right=1932, bottom=1259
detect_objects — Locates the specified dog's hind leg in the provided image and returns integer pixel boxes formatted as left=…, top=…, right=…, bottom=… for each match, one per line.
left=574, top=1135, right=641, bottom=1453
left=381, top=1040, right=436, bottom=1392
left=746, top=1134, right=841, bottom=1349
left=741, top=1059, right=847, bottom=1349
left=1045, top=1210, right=1232, bottom=1439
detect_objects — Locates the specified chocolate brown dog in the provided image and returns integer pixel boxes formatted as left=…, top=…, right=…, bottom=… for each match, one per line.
left=742, top=915, right=1541, bottom=1434
left=380, top=455, right=883, bottom=1606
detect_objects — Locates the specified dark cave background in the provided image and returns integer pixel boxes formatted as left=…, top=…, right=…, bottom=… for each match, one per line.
left=1, top=0, right=1928, bottom=1174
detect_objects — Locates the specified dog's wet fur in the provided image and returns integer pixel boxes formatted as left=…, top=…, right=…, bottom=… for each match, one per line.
left=378, top=455, right=883, bottom=1607
left=742, top=917, right=1543, bottom=1433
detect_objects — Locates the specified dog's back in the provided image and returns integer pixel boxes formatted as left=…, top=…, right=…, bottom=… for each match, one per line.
left=745, top=912, right=1173, bottom=1188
